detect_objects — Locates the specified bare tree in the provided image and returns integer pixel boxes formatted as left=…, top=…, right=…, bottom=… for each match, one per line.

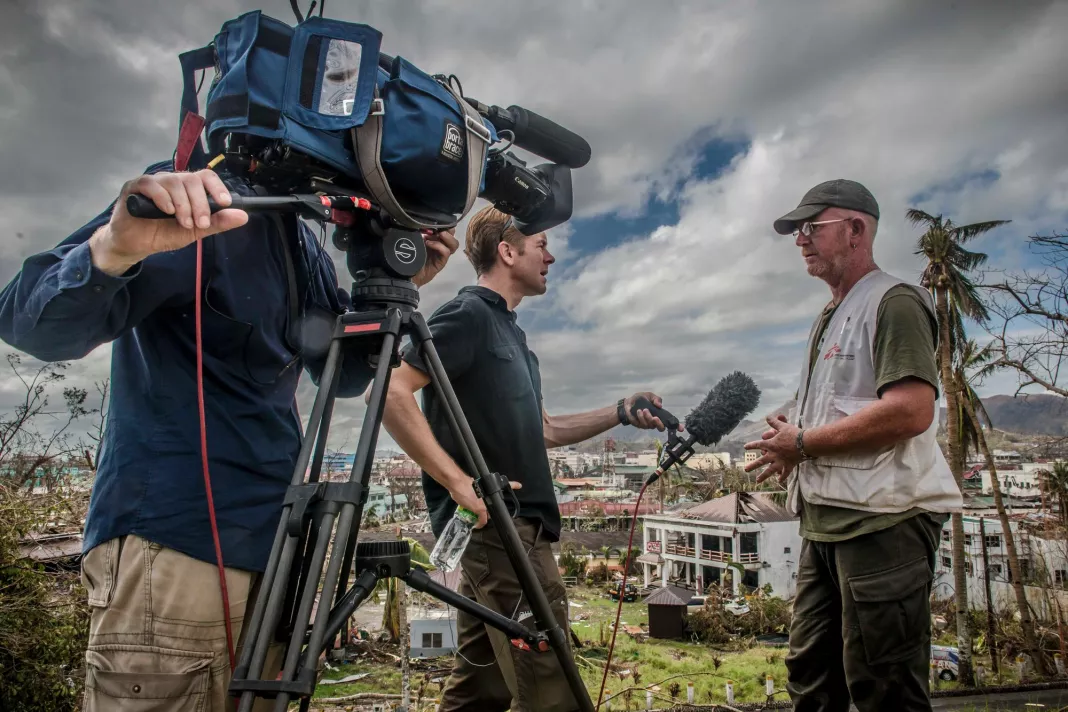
left=0, top=354, right=93, bottom=491
left=986, top=231, right=1068, bottom=399
left=84, top=380, right=110, bottom=471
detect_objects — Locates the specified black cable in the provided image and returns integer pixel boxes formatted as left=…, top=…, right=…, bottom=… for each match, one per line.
left=447, top=74, right=464, bottom=98
left=289, top=0, right=304, bottom=22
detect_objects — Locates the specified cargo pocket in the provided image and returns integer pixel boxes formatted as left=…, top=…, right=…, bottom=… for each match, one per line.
left=84, top=644, right=213, bottom=712
left=82, top=537, right=123, bottom=609
left=847, top=556, right=931, bottom=666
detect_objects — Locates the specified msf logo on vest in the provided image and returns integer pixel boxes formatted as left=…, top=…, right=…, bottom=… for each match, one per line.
left=440, top=122, right=464, bottom=163
left=823, top=343, right=855, bottom=362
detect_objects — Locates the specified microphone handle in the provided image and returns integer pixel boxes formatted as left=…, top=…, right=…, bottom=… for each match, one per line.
left=629, top=397, right=680, bottom=432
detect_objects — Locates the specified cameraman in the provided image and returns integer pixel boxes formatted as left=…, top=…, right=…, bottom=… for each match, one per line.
left=380, top=205, right=675, bottom=712
left=0, top=163, right=457, bottom=711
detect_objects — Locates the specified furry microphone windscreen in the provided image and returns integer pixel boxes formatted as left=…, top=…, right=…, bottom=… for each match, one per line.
left=684, top=371, right=761, bottom=446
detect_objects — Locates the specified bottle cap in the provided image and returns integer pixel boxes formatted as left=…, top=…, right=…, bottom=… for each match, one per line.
left=455, top=506, right=479, bottom=525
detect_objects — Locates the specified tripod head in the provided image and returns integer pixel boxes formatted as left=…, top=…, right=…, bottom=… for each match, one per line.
left=332, top=210, right=426, bottom=312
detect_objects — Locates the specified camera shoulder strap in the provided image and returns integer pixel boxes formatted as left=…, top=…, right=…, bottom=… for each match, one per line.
left=352, top=82, right=490, bottom=231
left=257, top=190, right=303, bottom=353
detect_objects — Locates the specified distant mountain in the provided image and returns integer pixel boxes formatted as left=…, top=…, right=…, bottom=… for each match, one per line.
left=981, top=394, right=1068, bottom=436
left=577, top=394, right=1068, bottom=452
left=725, top=394, right=1068, bottom=441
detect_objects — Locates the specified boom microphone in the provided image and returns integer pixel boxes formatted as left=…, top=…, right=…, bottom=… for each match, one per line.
left=492, top=105, right=592, bottom=169
left=463, top=98, right=592, bottom=169
left=685, top=371, right=761, bottom=446
left=642, top=371, right=761, bottom=485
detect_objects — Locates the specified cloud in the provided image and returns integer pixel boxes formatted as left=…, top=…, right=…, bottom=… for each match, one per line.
left=0, top=0, right=1065, bottom=452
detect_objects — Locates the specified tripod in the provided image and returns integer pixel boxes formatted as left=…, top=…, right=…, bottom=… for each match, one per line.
left=228, top=260, right=595, bottom=711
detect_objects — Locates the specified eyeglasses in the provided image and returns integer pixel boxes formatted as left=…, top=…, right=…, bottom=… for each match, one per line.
left=793, top=218, right=849, bottom=237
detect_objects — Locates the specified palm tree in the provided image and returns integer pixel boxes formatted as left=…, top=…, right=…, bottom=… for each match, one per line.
left=1044, top=461, right=1068, bottom=525
left=910, top=208, right=1010, bottom=685
left=956, top=339, right=1046, bottom=675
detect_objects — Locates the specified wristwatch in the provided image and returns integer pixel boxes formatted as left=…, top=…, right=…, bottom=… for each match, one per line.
left=617, top=398, right=629, bottom=426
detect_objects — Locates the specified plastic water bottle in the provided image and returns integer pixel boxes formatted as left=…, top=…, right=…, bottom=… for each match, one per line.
left=430, top=506, right=479, bottom=571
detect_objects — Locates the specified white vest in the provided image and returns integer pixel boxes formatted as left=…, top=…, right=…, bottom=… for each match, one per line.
left=785, top=270, right=963, bottom=516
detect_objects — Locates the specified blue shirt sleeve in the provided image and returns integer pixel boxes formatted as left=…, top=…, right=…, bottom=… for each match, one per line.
left=0, top=206, right=190, bottom=362
left=0, top=160, right=190, bottom=361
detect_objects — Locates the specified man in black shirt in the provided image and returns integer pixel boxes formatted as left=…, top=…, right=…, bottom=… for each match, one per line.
left=381, top=205, right=674, bottom=712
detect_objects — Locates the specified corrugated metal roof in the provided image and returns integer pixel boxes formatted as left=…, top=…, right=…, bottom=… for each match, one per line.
left=643, top=585, right=696, bottom=606
left=675, top=492, right=794, bottom=524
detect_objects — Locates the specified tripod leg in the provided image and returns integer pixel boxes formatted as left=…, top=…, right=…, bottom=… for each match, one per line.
left=321, top=569, right=380, bottom=651
left=273, top=310, right=403, bottom=712
left=285, top=358, right=343, bottom=646
left=409, top=314, right=596, bottom=712
left=235, top=339, right=345, bottom=712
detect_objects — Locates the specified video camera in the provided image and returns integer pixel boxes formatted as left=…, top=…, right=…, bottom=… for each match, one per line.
left=129, top=9, right=590, bottom=300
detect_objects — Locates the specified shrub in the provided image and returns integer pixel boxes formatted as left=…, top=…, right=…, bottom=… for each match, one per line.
left=0, top=484, right=90, bottom=711
left=686, top=584, right=791, bottom=645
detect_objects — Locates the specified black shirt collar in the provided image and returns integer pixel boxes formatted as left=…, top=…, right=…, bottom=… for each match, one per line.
left=461, top=285, right=515, bottom=319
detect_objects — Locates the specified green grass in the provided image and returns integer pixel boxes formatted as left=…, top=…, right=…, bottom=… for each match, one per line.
left=566, top=586, right=788, bottom=704
left=310, top=586, right=793, bottom=707
left=307, top=588, right=1044, bottom=709
left=312, top=664, right=401, bottom=700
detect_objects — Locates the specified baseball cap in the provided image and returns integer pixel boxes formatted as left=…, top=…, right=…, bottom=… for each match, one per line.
left=773, top=179, right=880, bottom=235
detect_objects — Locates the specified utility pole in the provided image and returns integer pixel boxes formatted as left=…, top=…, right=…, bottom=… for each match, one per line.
left=979, top=516, right=999, bottom=677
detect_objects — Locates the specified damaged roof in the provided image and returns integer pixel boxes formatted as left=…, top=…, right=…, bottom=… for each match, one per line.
left=675, top=492, right=795, bottom=524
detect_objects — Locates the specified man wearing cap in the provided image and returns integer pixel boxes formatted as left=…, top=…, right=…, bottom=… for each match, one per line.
left=744, top=180, right=962, bottom=711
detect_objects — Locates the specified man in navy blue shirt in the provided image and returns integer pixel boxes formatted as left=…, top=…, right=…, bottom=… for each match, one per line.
left=0, top=164, right=457, bottom=710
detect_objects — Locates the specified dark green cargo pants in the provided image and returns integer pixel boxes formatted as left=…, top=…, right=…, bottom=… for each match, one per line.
left=438, top=517, right=579, bottom=712
left=787, top=514, right=944, bottom=712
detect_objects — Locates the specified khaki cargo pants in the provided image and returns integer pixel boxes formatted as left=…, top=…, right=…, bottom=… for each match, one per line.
left=80, top=535, right=282, bottom=711
left=438, top=518, right=580, bottom=712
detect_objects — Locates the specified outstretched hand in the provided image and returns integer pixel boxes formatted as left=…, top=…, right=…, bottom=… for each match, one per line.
left=743, top=414, right=802, bottom=485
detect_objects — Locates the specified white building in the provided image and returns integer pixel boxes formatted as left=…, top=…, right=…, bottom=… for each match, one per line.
left=744, top=450, right=760, bottom=466
left=933, top=513, right=1068, bottom=621
left=547, top=448, right=601, bottom=475
left=638, top=492, right=801, bottom=599
left=410, top=617, right=457, bottom=658
left=624, top=450, right=660, bottom=467
left=687, top=452, right=732, bottom=470
left=978, top=460, right=1064, bottom=499
left=993, top=450, right=1024, bottom=466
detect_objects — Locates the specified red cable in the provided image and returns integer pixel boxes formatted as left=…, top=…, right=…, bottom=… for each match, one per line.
left=196, top=237, right=236, bottom=672
left=596, top=476, right=654, bottom=709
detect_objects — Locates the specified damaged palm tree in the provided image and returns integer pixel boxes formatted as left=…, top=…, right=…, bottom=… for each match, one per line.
left=956, top=338, right=1046, bottom=675
left=911, top=207, right=1010, bottom=685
